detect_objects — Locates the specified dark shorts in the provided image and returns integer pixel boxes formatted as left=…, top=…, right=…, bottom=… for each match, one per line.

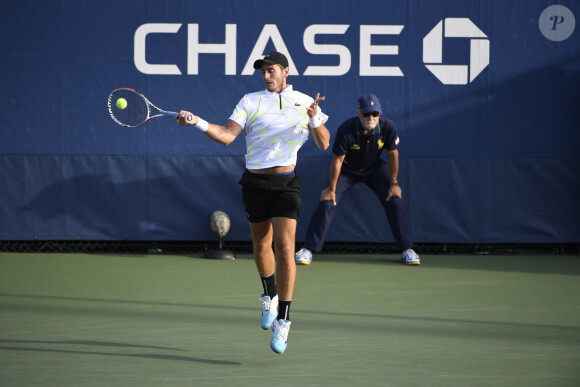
left=238, top=169, right=301, bottom=223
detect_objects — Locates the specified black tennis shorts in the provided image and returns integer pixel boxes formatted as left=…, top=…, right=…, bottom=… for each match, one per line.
left=238, top=169, right=301, bottom=223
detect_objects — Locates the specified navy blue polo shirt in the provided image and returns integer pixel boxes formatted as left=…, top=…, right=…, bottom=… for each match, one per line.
left=332, top=116, right=399, bottom=174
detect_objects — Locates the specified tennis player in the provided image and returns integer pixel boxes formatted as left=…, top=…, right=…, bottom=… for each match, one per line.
left=175, top=52, right=330, bottom=354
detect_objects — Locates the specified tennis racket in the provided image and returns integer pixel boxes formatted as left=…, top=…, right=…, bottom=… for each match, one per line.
left=107, top=87, right=190, bottom=127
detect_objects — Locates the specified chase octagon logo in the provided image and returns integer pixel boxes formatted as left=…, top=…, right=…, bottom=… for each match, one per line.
left=423, top=18, right=490, bottom=85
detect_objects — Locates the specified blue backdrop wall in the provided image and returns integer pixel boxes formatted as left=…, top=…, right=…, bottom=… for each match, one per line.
left=1, top=0, right=579, bottom=244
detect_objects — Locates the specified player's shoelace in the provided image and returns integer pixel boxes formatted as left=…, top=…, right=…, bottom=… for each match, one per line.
left=274, top=321, right=290, bottom=341
left=259, top=296, right=273, bottom=314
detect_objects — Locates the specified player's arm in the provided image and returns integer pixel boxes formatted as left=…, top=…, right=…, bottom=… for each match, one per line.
left=306, top=93, right=330, bottom=151
left=309, top=122, right=330, bottom=151
left=320, top=153, right=345, bottom=205
left=386, top=149, right=402, bottom=201
left=175, top=112, right=243, bottom=146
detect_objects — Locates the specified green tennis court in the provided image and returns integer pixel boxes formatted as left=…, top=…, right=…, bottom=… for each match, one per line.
left=1, top=252, right=579, bottom=386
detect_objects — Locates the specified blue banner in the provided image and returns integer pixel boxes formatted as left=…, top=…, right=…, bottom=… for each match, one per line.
left=1, top=0, right=578, bottom=243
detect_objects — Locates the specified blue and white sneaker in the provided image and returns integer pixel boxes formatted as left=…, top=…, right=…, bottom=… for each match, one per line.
left=270, top=318, right=291, bottom=354
left=259, top=295, right=278, bottom=330
left=295, top=248, right=312, bottom=265
left=401, top=249, right=420, bottom=265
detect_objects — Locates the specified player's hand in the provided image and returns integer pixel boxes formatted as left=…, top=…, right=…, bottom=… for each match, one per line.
left=307, top=93, right=325, bottom=118
left=175, top=110, right=197, bottom=125
left=320, top=187, right=336, bottom=206
left=386, top=185, right=402, bottom=201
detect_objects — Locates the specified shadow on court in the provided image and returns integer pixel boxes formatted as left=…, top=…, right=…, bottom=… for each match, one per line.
left=0, top=342, right=240, bottom=365
left=1, top=292, right=579, bottom=345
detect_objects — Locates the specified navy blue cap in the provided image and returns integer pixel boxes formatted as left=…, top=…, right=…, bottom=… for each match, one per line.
left=253, top=52, right=289, bottom=69
left=357, top=94, right=382, bottom=114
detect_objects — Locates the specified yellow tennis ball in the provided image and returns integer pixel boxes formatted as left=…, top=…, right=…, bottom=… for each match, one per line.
left=116, top=98, right=127, bottom=110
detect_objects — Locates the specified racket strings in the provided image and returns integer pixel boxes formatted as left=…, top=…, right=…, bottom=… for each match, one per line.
left=108, top=89, right=149, bottom=127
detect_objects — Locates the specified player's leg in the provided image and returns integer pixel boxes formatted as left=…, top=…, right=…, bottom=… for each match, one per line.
left=271, top=217, right=297, bottom=304
left=267, top=173, right=301, bottom=354
left=240, top=171, right=281, bottom=329
left=249, top=220, right=275, bottom=275
left=268, top=216, right=297, bottom=354
left=249, top=220, right=280, bottom=328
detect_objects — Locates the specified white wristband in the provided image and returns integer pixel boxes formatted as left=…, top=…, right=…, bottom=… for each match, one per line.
left=195, top=118, right=209, bottom=132
left=309, top=115, right=322, bottom=129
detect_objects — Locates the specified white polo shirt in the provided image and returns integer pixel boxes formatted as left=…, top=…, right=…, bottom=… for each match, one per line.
left=229, top=85, right=329, bottom=170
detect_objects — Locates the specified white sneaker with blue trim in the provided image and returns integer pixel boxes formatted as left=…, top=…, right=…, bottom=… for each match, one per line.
left=401, top=249, right=420, bottom=265
left=295, top=248, right=312, bottom=265
left=270, top=318, right=291, bottom=354
left=259, top=294, right=278, bottom=330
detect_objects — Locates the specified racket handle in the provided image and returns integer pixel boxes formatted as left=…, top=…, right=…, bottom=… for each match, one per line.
left=166, top=111, right=193, bottom=121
